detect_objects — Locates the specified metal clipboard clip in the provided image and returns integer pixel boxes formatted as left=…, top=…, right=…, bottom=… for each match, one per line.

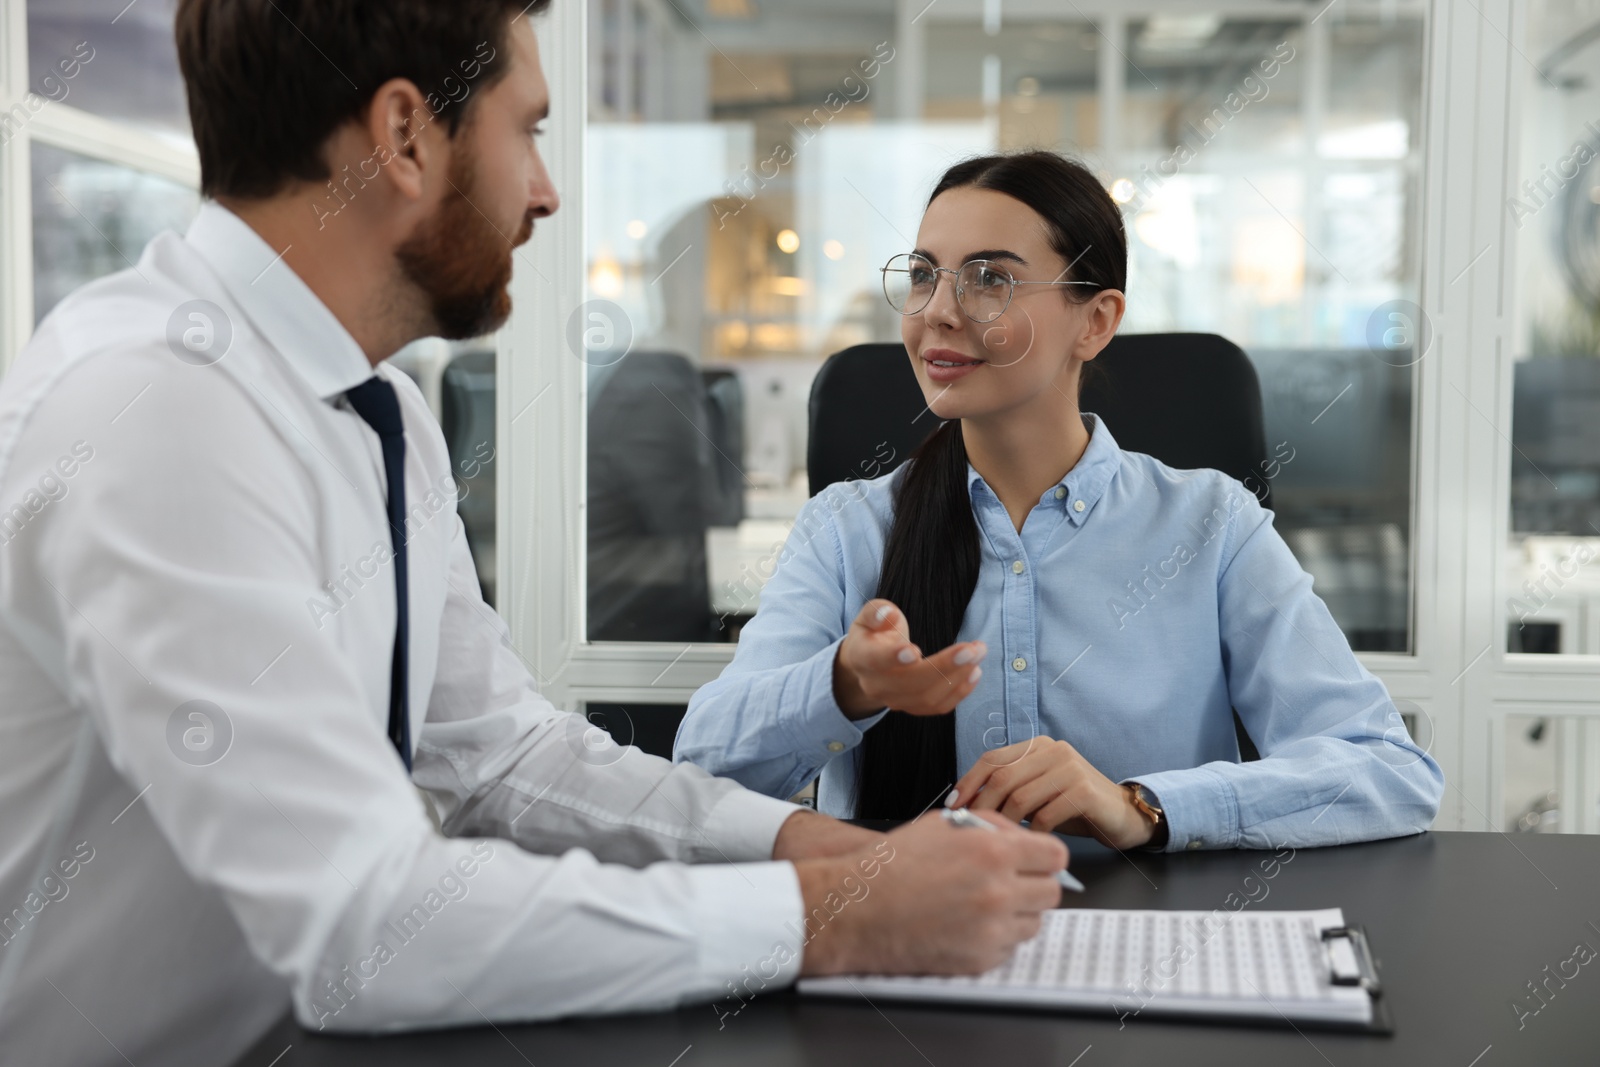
left=1321, top=926, right=1381, bottom=995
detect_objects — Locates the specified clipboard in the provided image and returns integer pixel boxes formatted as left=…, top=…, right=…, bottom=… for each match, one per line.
left=1317, top=925, right=1393, bottom=1034
left=798, top=908, right=1394, bottom=1035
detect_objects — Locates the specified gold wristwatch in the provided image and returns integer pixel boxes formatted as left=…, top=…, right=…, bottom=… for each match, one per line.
left=1124, top=781, right=1169, bottom=850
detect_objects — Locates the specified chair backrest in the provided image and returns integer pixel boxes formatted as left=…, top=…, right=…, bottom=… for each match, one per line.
left=440, top=347, right=497, bottom=599
left=807, top=333, right=1271, bottom=510
left=805, top=333, right=1270, bottom=761
left=586, top=350, right=717, bottom=642
left=701, top=368, right=747, bottom=529
left=440, top=347, right=496, bottom=512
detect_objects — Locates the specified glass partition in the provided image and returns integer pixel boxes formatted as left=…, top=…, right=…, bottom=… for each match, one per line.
left=26, top=0, right=190, bottom=141
left=1504, top=1, right=1600, bottom=658
left=31, top=143, right=199, bottom=324
left=573, top=1, right=1425, bottom=651
left=583, top=2, right=962, bottom=642
left=1504, top=714, right=1600, bottom=834
left=1114, top=12, right=1424, bottom=651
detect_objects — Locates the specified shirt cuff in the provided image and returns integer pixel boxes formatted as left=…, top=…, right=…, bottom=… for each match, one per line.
left=690, top=861, right=806, bottom=997
left=1124, top=766, right=1240, bottom=852
left=698, top=786, right=804, bottom=863
left=779, top=637, right=888, bottom=766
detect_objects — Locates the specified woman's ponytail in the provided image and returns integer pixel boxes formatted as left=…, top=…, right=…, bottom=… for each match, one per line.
left=854, top=419, right=980, bottom=819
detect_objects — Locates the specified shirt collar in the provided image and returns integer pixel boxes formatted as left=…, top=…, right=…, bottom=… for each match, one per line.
left=184, top=201, right=375, bottom=400
left=966, top=412, right=1121, bottom=526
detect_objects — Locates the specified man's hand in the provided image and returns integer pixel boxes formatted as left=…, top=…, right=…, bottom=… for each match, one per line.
left=795, top=810, right=1067, bottom=977
left=771, top=810, right=884, bottom=862
left=832, top=599, right=987, bottom=720
left=949, top=738, right=1155, bottom=849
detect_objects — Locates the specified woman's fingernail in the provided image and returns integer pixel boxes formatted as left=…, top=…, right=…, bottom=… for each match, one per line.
left=898, top=648, right=916, bottom=664
left=875, top=604, right=892, bottom=623
left=944, top=788, right=960, bottom=809
left=968, top=667, right=983, bottom=684
left=954, top=644, right=984, bottom=665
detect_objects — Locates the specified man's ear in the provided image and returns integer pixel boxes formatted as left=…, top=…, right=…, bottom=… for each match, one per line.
left=364, top=77, right=437, bottom=204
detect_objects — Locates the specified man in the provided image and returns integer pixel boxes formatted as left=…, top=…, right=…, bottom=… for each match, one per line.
left=0, top=2, right=1068, bottom=1064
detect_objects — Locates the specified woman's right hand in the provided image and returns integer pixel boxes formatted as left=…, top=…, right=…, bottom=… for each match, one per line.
left=832, top=598, right=987, bottom=720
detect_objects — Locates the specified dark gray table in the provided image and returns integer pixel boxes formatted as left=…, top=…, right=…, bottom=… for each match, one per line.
left=232, top=831, right=1600, bottom=1066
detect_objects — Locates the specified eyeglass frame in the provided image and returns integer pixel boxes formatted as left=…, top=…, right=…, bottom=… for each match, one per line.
left=880, top=252, right=1103, bottom=323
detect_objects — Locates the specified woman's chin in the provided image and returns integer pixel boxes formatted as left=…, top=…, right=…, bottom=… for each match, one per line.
left=919, top=395, right=982, bottom=423
left=915, top=368, right=1021, bottom=423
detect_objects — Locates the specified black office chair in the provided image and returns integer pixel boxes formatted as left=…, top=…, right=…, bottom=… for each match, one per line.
left=808, top=334, right=1270, bottom=509
left=805, top=333, right=1268, bottom=760
left=701, top=368, right=747, bottom=529
left=587, top=350, right=720, bottom=643
left=440, top=347, right=497, bottom=604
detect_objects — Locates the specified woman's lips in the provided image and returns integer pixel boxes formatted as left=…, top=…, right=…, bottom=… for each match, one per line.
left=922, top=348, right=984, bottom=383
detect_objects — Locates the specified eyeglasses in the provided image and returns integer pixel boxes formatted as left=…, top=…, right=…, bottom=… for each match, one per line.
left=881, top=252, right=1101, bottom=323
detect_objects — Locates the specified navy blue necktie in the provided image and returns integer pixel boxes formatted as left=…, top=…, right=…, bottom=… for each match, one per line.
left=345, top=377, right=412, bottom=772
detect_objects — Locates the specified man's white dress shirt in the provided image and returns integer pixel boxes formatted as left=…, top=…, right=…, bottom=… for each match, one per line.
left=0, top=203, right=804, bottom=1067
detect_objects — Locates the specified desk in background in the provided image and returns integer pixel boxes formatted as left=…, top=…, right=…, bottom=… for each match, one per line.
left=231, top=831, right=1599, bottom=1066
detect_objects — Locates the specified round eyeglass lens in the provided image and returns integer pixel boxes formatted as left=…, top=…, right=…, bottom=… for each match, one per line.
left=883, top=253, right=934, bottom=314
left=956, top=261, right=1013, bottom=323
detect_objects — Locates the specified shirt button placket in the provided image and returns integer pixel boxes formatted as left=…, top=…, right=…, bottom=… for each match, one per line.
left=1004, top=540, right=1036, bottom=751
left=984, top=506, right=1033, bottom=753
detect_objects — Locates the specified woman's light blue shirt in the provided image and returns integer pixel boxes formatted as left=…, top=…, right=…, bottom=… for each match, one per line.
left=675, top=414, right=1443, bottom=850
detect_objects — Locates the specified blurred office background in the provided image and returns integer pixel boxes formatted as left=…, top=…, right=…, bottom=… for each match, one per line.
left=577, top=2, right=1423, bottom=656
left=4, top=0, right=1600, bottom=831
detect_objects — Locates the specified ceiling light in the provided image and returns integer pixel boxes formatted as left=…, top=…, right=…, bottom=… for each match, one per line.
left=1138, top=15, right=1221, bottom=52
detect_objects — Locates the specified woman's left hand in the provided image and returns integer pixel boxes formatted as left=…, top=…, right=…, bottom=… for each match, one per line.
left=950, top=739, right=1155, bottom=849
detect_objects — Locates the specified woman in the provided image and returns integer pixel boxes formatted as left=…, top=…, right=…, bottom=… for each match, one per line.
left=675, top=150, right=1442, bottom=850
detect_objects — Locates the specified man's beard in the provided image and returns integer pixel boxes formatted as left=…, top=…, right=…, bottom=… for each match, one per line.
left=396, top=149, right=534, bottom=340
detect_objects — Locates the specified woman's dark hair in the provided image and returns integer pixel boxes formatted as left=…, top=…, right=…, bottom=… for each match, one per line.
left=854, top=150, right=1129, bottom=820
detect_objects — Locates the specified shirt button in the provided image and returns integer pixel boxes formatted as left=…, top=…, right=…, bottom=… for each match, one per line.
left=1011, top=657, right=1027, bottom=672
left=1011, top=560, right=1025, bottom=574
left=1074, top=500, right=1086, bottom=512
left=1186, top=840, right=1202, bottom=851
left=826, top=740, right=845, bottom=752
left=1054, top=487, right=1066, bottom=500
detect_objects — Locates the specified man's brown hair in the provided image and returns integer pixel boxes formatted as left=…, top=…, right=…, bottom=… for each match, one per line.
left=175, top=0, right=550, bottom=200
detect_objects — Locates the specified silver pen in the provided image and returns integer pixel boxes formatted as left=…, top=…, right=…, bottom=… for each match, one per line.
left=941, top=805, right=1087, bottom=892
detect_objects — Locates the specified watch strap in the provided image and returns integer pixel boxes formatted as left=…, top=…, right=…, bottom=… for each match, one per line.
left=1125, top=781, right=1169, bottom=850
